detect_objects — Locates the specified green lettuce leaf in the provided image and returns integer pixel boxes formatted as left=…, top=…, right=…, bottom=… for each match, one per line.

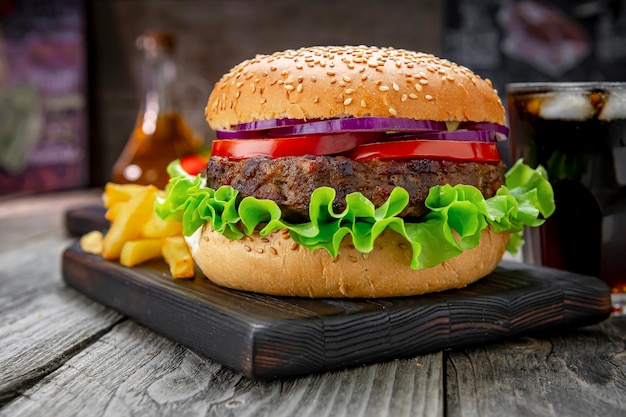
left=156, top=158, right=554, bottom=270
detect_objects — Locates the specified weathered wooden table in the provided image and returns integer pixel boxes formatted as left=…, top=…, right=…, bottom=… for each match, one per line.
left=1, top=190, right=625, bottom=417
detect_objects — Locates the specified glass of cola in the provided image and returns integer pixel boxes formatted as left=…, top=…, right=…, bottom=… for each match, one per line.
left=506, top=82, right=626, bottom=313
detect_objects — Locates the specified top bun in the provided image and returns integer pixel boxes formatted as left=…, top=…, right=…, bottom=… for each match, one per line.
left=206, top=46, right=506, bottom=130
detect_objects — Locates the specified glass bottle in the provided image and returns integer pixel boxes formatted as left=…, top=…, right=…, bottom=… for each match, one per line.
left=111, top=31, right=199, bottom=189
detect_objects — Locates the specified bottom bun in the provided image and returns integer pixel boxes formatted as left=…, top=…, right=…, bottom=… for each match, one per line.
left=189, top=225, right=509, bottom=298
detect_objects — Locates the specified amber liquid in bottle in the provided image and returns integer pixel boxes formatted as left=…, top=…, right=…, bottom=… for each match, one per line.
left=112, top=32, right=198, bottom=189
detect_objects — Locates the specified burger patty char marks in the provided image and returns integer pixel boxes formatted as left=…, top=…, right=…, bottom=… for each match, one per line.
left=206, top=156, right=506, bottom=221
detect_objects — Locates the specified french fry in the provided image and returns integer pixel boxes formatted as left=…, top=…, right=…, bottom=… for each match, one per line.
left=80, top=230, right=103, bottom=255
left=102, top=183, right=146, bottom=208
left=142, top=212, right=183, bottom=238
left=120, top=239, right=163, bottom=267
left=94, top=182, right=191, bottom=280
left=161, top=236, right=195, bottom=278
left=105, top=201, right=126, bottom=222
left=102, top=185, right=157, bottom=260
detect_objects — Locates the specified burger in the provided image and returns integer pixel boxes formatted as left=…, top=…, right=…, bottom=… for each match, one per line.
left=156, top=46, right=554, bottom=298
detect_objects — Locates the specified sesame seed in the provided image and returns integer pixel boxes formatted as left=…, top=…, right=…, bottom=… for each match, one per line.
left=284, top=84, right=294, bottom=91
left=425, top=94, right=433, bottom=100
left=360, top=99, right=367, bottom=107
left=388, top=107, right=397, bottom=116
left=343, top=76, right=351, bottom=83
left=361, top=74, right=368, bottom=81
left=379, top=85, right=389, bottom=92
left=415, top=84, right=423, bottom=92
left=260, top=98, right=266, bottom=104
left=330, top=78, right=336, bottom=84
left=338, top=80, right=346, bottom=87
left=392, top=82, right=400, bottom=91
left=296, top=84, right=303, bottom=93
left=313, top=97, right=319, bottom=103
left=236, top=82, right=244, bottom=88
left=311, top=76, right=317, bottom=82
left=343, top=97, right=353, bottom=105
left=281, top=70, right=288, bottom=75
left=409, top=93, right=418, bottom=99
left=401, top=94, right=407, bottom=102
left=327, top=70, right=336, bottom=76
left=255, top=248, right=264, bottom=254
left=420, top=79, right=429, bottom=85
left=244, top=245, right=252, bottom=252
left=296, top=63, right=303, bottom=69
left=250, top=83, right=256, bottom=93
left=269, top=247, right=278, bottom=255
left=344, top=88, right=354, bottom=94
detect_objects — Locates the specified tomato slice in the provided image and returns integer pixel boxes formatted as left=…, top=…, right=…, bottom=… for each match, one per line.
left=348, top=140, right=501, bottom=162
left=180, top=154, right=209, bottom=176
left=211, top=132, right=383, bottom=159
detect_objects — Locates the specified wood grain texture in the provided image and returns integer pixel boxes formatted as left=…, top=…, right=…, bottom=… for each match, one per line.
left=62, top=241, right=611, bottom=379
left=446, top=318, right=626, bottom=417
left=0, top=190, right=122, bottom=405
left=0, top=320, right=443, bottom=417
left=0, top=190, right=100, bottom=251
left=0, top=288, right=123, bottom=405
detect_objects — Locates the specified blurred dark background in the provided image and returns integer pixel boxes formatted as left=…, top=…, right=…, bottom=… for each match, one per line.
left=1, top=0, right=625, bottom=193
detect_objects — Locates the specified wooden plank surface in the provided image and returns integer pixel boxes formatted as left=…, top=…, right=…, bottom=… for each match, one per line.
left=446, top=318, right=626, bottom=417
left=0, top=320, right=443, bottom=417
left=0, top=191, right=123, bottom=405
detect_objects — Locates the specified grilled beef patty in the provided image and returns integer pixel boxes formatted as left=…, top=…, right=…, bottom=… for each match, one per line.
left=206, top=155, right=506, bottom=221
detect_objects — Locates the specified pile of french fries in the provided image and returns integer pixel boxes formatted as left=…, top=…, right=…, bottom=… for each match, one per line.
left=80, top=183, right=195, bottom=278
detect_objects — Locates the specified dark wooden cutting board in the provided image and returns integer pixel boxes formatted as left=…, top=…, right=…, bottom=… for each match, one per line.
left=61, top=241, right=612, bottom=380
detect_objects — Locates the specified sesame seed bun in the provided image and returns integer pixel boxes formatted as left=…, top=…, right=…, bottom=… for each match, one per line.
left=189, top=225, right=509, bottom=298
left=205, top=45, right=506, bottom=130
